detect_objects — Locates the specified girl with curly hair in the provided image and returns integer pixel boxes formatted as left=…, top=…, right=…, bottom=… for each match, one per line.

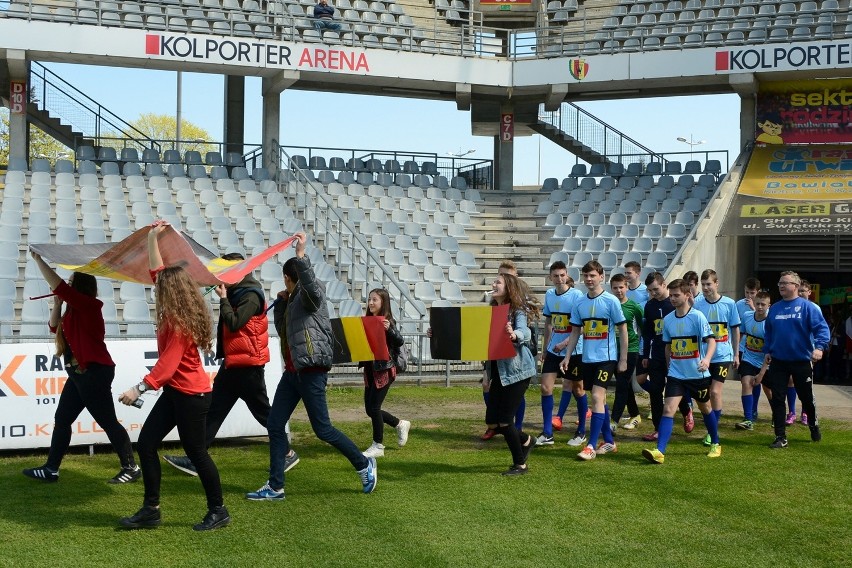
left=360, top=288, right=410, bottom=458
left=118, top=223, right=229, bottom=531
left=484, top=272, right=538, bottom=475
left=22, top=253, right=139, bottom=484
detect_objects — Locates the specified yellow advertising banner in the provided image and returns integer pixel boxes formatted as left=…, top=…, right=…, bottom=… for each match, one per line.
left=719, top=145, right=852, bottom=236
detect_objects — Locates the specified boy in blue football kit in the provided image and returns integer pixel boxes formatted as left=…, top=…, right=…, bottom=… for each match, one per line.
left=736, top=291, right=771, bottom=431
left=559, top=261, right=627, bottom=461
left=639, top=272, right=695, bottom=441
left=763, top=271, right=830, bottom=449
left=736, top=277, right=764, bottom=421
left=643, top=279, right=719, bottom=464
left=537, top=261, right=585, bottom=445
left=694, top=269, right=740, bottom=444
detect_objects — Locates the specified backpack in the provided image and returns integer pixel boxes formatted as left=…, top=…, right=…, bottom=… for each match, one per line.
left=393, top=343, right=410, bottom=373
left=513, top=310, right=539, bottom=357
left=528, top=323, right=539, bottom=358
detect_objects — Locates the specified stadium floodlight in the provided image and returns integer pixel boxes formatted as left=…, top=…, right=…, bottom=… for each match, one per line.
left=676, top=135, right=706, bottom=160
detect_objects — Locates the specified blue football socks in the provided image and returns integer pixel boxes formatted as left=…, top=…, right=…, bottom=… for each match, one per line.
left=741, top=394, right=753, bottom=421
left=541, top=394, right=554, bottom=437
left=657, top=416, right=674, bottom=454
left=576, top=394, right=588, bottom=435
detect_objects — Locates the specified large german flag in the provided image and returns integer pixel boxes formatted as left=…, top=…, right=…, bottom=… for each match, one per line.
left=330, top=316, right=390, bottom=364
left=429, top=304, right=516, bottom=361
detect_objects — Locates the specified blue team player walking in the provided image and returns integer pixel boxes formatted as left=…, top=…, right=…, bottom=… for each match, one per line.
left=559, top=261, right=628, bottom=461
left=694, top=269, right=740, bottom=445
left=763, top=271, right=830, bottom=449
left=643, top=279, right=719, bottom=464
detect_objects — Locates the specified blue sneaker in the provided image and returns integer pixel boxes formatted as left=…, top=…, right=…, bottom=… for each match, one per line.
left=246, top=482, right=285, bottom=501
left=359, top=456, right=377, bottom=494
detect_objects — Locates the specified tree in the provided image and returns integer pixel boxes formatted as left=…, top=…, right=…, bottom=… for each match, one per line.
left=1, top=108, right=73, bottom=167
left=130, top=113, right=214, bottom=154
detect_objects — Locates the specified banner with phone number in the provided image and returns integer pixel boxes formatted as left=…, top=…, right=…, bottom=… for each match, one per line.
left=0, top=340, right=282, bottom=450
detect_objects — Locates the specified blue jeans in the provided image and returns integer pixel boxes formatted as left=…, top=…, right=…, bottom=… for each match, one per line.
left=313, top=19, right=341, bottom=33
left=268, top=370, right=367, bottom=489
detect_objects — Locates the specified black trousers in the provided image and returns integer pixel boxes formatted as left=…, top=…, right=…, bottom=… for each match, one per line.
left=205, top=364, right=270, bottom=448
left=137, top=386, right=223, bottom=511
left=46, top=364, right=135, bottom=471
left=364, top=378, right=399, bottom=444
left=612, top=352, right=640, bottom=422
left=646, top=359, right=692, bottom=430
left=765, top=359, right=818, bottom=438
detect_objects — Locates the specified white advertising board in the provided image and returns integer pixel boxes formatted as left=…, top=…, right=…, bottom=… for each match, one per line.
left=0, top=340, right=282, bottom=450
left=0, top=19, right=512, bottom=87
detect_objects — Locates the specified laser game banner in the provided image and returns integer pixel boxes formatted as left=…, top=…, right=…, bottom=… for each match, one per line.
left=719, top=145, right=852, bottom=236
left=755, top=79, right=852, bottom=144
left=0, top=340, right=282, bottom=450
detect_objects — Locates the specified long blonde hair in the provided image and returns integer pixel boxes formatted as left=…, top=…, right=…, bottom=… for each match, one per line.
left=154, top=267, right=213, bottom=351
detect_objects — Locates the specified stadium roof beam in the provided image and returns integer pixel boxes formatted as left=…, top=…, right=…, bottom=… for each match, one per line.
left=544, top=83, right=569, bottom=112
left=456, top=83, right=471, bottom=111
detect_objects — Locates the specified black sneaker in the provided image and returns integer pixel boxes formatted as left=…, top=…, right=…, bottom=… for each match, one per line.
left=109, top=465, right=141, bottom=484
left=193, top=506, right=231, bottom=531
left=769, top=436, right=788, bottom=449
left=521, top=436, right=534, bottom=464
left=22, top=466, right=58, bottom=482
left=119, top=506, right=161, bottom=529
left=284, top=450, right=300, bottom=473
left=501, top=465, right=528, bottom=476
left=810, top=425, right=822, bottom=442
left=163, top=455, right=198, bottom=476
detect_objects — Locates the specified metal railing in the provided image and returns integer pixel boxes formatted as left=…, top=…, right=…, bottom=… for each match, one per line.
left=274, top=144, right=493, bottom=189
left=28, top=62, right=158, bottom=152
left=538, top=102, right=663, bottom=166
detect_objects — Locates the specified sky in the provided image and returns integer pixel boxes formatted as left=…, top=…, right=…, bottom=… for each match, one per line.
left=43, top=63, right=743, bottom=185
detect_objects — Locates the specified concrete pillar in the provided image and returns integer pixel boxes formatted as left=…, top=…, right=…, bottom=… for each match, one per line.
left=223, top=75, right=245, bottom=156
left=730, top=73, right=757, bottom=153
left=7, top=50, right=29, bottom=166
left=493, top=102, right=514, bottom=191
left=261, top=70, right=299, bottom=172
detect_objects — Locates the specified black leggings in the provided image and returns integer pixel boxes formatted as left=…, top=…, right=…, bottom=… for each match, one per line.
left=205, top=364, right=270, bottom=448
left=485, top=376, right=532, bottom=466
left=766, top=359, right=817, bottom=438
left=137, top=387, right=223, bottom=511
left=364, top=379, right=399, bottom=444
left=46, top=364, right=135, bottom=471
left=612, top=352, right=640, bottom=422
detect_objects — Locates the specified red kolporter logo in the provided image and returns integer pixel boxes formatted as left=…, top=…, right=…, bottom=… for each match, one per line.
left=144, top=34, right=369, bottom=71
left=569, top=58, right=588, bottom=81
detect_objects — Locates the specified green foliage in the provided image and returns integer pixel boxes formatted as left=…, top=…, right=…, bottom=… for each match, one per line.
left=0, top=386, right=849, bottom=568
left=129, top=113, right=214, bottom=154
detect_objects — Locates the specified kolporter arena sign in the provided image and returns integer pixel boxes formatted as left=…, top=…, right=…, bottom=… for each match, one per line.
left=719, top=145, right=852, bottom=236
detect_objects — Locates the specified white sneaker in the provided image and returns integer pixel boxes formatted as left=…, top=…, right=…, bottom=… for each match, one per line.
left=396, top=420, right=411, bottom=447
left=363, top=442, right=385, bottom=458
left=566, top=433, right=587, bottom=447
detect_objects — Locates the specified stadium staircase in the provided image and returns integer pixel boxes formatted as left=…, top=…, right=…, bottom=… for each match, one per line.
left=531, top=102, right=662, bottom=166
left=0, top=62, right=157, bottom=155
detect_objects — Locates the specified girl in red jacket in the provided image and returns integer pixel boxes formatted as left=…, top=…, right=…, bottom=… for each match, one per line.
left=22, top=253, right=139, bottom=484
left=118, top=223, right=229, bottom=531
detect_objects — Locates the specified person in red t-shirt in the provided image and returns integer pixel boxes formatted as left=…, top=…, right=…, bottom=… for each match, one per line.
left=22, top=253, right=139, bottom=484
left=118, top=222, right=229, bottom=532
